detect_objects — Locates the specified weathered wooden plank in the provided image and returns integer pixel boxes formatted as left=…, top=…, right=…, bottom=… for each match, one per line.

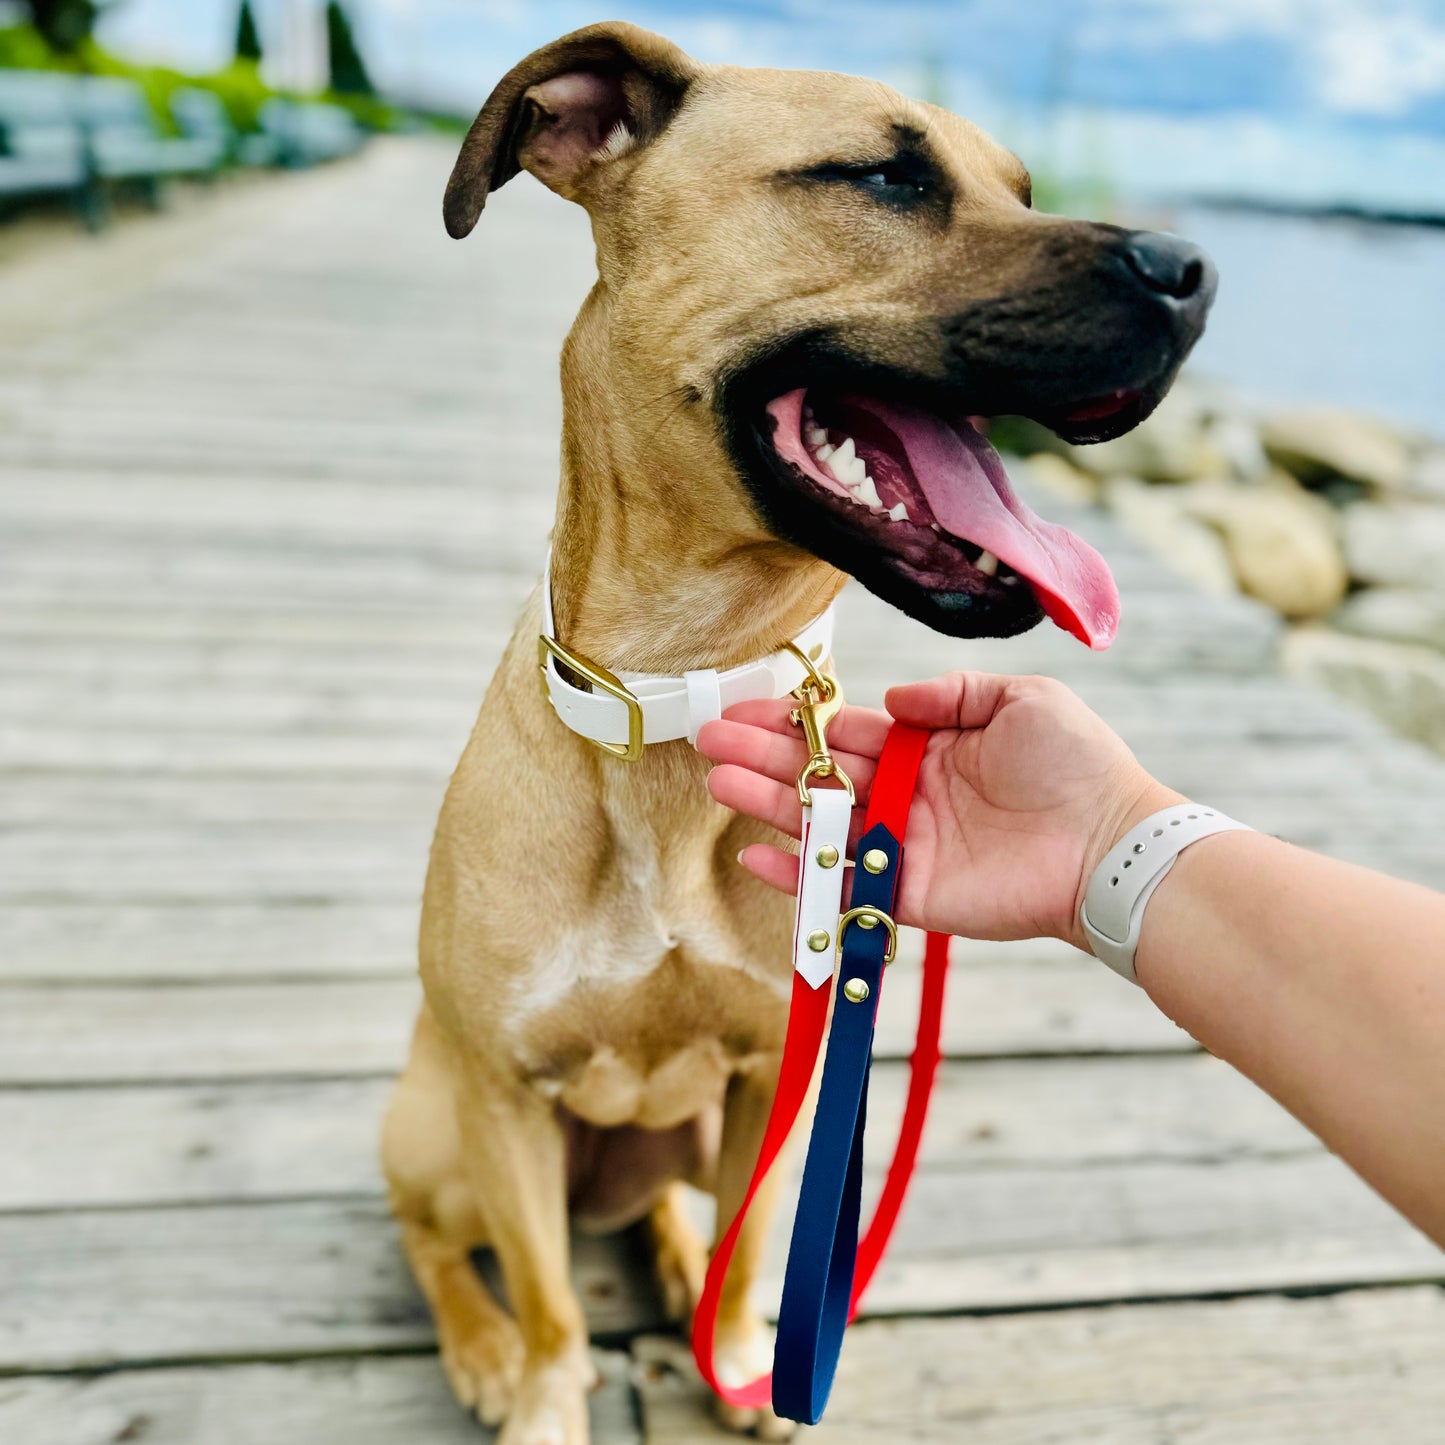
left=0, top=774, right=446, bottom=827
left=0, top=669, right=1405, bottom=741
left=2, top=813, right=1438, bottom=909
left=0, top=979, right=421, bottom=1083
left=0, top=948, right=1191, bottom=1083
left=637, top=1286, right=1445, bottom=1444
left=0, top=1200, right=663, bottom=1371
left=0, top=901, right=418, bottom=980
left=0, top=825, right=436, bottom=902
left=844, top=1153, right=1442, bottom=1317
left=0, top=1155, right=1433, bottom=1373
left=0, top=471, right=547, bottom=552
left=0, top=1055, right=1315, bottom=1213
left=0, top=1351, right=641, bottom=1445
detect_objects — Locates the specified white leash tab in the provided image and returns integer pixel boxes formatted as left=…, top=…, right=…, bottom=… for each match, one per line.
left=793, top=788, right=852, bottom=989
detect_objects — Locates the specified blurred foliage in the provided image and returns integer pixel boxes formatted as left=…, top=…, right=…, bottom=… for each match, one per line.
left=0, top=19, right=413, bottom=136
left=325, top=1, right=372, bottom=97
left=24, top=0, right=102, bottom=54
left=234, top=0, right=261, bottom=65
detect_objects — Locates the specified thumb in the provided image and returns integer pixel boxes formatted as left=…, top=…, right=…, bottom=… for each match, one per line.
left=885, top=670, right=1010, bottom=730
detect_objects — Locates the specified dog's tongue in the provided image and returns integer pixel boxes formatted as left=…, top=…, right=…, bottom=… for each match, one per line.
left=846, top=395, right=1120, bottom=648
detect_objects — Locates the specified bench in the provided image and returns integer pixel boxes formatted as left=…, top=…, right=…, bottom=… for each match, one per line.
left=78, top=76, right=224, bottom=195
left=258, top=98, right=364, bottom=169
left=169, top=88, right=279, bottom=169
left=0, top=71, right=90, bottom=215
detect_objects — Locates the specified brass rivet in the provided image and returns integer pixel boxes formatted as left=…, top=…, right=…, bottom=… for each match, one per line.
left=807, top=929, right=830, bottom=953
left=815, top=844, right=839, bottom=869
left=857, top=913, right=877, bottom=930
left=862, top=848, right=889, bottom=875
left=808, top=642, right=824, bottom=661
left=842, top=977, right=870, bottom=1004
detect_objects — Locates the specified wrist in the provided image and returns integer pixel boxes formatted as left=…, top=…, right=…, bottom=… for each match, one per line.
left=1067, top=771, right=1184, bottom=952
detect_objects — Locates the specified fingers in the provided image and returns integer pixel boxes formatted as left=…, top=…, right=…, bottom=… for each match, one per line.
left=885, top=670, right=1069, bottom=730
left=707, top=764, right=874, bottom=851
left=708, top=764, right=804, bottom=839
left=736, top=844, right=799, bottom=895
left=738, top=844, right=857, bottom=910
left=697, top=717, right=881, bottom=800
left=708, top=697, right=895, bottom=758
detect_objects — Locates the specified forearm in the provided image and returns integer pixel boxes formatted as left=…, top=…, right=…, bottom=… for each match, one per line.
left=1135, top=830, right=1445, bottom=1246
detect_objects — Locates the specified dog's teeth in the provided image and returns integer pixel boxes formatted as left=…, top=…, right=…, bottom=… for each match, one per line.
left=975, top=549, right=1000, bottom=576
left=814, top=442, right=835, bottom=461
left=930, top=522, right=941, bottom=532
left=888, top=501, right=909, bottom=522
left=827, top=437, right=864, bottom=484
left=857, top=473, right=882, bottom=508
left=805, top=425, right=828, bottom=446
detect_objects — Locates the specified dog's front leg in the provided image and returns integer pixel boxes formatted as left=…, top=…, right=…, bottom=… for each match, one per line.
left=456, top=1059, right=596, bottom=1445
left=710, top=1058, right=798, bottom=1441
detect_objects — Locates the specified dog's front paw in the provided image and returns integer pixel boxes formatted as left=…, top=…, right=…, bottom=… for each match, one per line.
left=715, top=1397, right=797, bottom=1442
left=712, top=1326, right=797, bottom=1441
left=497, top=1353, right=597, bottom=1445
left=439, top=1313, right=525, bottom=1427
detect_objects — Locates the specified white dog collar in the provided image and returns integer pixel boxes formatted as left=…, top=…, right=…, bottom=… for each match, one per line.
left=1081, top=803, right=1253, bottom=984
left=538, top=557, right=836, bottom=760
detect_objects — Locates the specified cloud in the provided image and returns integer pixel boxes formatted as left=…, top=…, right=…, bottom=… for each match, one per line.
left=1315, top=11, right=1445, bottom=115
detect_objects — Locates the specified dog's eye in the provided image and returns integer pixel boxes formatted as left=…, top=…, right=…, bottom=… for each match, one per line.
left=842, top=161, right=930, bottom=205
left=805, top=157, right=936, bottom=209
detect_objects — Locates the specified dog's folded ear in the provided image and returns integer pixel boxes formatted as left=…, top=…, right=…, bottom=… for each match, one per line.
left=444, top=21, right=698, bottom=239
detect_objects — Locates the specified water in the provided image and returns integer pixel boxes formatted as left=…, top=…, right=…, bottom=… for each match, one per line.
left=1168, top=206, right=1445, bottom=441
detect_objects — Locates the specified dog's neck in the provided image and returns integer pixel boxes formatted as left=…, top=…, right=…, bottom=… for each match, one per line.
left=547, top=337, right=843, bottom=679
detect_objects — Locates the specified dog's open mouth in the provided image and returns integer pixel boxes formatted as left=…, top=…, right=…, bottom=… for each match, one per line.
left=764, top=387, right=1123, bottom=648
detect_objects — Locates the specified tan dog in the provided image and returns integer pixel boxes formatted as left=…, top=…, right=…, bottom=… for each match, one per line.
left=381, top=21, right=1214, bottom=1445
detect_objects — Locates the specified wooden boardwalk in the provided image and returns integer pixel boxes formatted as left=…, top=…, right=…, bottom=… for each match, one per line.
left=1, top=138, right=1442, bottom=1443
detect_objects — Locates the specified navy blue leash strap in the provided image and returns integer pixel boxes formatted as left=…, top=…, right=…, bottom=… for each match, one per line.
left=772, top=821, right=901, bottom=1424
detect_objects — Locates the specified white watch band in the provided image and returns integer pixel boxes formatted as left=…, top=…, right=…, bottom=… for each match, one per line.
left=1081, top=803, right=1253, bottom=985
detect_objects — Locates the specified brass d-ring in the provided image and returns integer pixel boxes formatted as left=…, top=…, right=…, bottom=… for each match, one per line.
left=836, top=905, right=898, bottom=965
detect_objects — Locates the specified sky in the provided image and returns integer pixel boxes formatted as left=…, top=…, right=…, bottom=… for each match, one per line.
left=90, top=0, right=1445, bottom=213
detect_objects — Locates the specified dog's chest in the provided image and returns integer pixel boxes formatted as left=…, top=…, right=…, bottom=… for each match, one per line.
left=507, top=898, right=791, bottom=1131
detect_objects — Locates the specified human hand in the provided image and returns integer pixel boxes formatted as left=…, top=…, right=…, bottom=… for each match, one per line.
left=697, top=671, right=1181, bottom=951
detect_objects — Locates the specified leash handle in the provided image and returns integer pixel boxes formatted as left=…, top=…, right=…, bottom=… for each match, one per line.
left=690, top=722, right=948, bottom=1421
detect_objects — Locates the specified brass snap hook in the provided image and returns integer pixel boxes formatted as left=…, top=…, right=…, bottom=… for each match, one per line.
left=784, top=643, right=853, bottom=804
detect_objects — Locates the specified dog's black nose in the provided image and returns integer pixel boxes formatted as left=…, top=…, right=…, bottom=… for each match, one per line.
left=1122, top=231, right=1213, bottom=301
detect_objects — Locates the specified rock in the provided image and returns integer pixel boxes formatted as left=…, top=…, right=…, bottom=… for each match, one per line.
left=1102, top=476, right=1237, bottom=597
left=1021, top=451, right=1099, bottom=506
left=1341, top=502, right=1445, bottom=589
left=1261, top=410, right=1411, bottom=493
left=1203, top=410, right=1270, bottom=483
left=1331, top=588, right=1445, bottom=653
left=1066, top=389, right=1226, bottom=484
left=1282, top=627, right=1445, bottom=756
left=1407, top=449, right=1445, bottom=504
left=1181, top=481, right=1347, bottom=620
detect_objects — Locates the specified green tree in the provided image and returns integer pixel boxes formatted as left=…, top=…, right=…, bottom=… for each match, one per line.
left=235, top=0, right=262, bottom=64
left=24, top=0, right=105, bottom=53
left=325, top=2, right=374, bottom=96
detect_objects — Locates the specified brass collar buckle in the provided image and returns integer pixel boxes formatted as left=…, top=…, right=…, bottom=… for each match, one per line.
left=784, top=642, right=854, bottom=805
left=538, top=633, right=645, bottom=762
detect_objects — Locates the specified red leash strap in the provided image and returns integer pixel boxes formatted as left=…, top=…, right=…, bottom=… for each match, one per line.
left=691, top=722, right=948, bottom=1406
